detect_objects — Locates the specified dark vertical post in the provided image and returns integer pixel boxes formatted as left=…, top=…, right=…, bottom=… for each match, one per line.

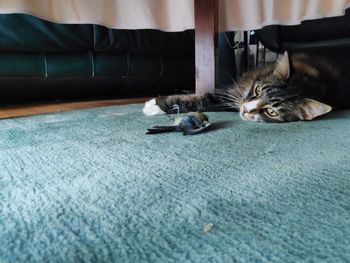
left=263, top=46, right=266, bottom=65
left=218, top=32, right=237, bottom=85
left=194, top=0, right=218, bottom=95
left=255, top=40, right=260, bottom=67
left=243, top=31, right=249, bottom=72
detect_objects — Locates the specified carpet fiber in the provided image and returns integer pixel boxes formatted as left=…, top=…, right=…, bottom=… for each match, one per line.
left=1, top=104, right=350, bottom=262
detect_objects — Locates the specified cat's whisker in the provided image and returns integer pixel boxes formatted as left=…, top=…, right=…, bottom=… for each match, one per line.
left=230, top=80, right=244, bottom=97
left=215, top=89, right=242, bottom=101
left=217, top=102, right=236, bottom=108
left=215, top=79, right=244, bottom=101
left=216, top=103, right=238, bottom=111
left=229, top=92, right=242, bottom=102
left=231, top=88, right=244, bottom=100
left=214, top=95, right=238, bottom=104
left=227, top=98, right=241, bottom=106
left=219, top=100, right=240, bottom=109
left=214, top=92, right=239, bottom=100
left=227, top=73, right=239, bottom=87
left=215, top=95, right=241, bottom=105
left=270, top=75, right=279, bottom=87
left=215, top=82, right=228, bottom=89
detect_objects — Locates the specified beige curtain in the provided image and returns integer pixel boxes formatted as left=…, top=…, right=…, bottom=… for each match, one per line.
left=0, top=0, right=195, bottom=31
left=0, top=0, right=349, bottom=31
left=219, top=0, right=350, bottom=31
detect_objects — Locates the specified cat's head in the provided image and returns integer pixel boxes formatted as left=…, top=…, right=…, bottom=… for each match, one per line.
left=236, top=52, right=332, bottom=122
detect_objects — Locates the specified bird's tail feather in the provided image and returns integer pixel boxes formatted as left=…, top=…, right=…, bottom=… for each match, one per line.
left=146, top=126, right=178, bottom=134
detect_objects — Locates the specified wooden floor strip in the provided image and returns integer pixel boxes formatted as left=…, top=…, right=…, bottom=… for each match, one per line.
left=0, top=98, right=149, bottom=119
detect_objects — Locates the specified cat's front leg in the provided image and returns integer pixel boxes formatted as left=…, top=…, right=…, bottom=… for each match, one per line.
left=143, top=96, right=190, bottom=116
left=143, top=94, right=214, bottom=116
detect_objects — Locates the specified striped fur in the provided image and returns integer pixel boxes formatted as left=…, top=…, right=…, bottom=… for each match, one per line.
left=144, top=52, right=350, bottom=122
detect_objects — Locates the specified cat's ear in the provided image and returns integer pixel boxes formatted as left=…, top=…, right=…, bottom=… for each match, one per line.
left=274, top=51, right=290, bottom=80
left=301, top=99, right=332, bottom=120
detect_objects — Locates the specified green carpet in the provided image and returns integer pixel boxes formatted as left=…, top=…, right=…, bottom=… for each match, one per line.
left=1, top=104, right=350, bottom=262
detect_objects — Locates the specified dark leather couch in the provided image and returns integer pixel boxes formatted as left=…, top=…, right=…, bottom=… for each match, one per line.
left=0, top=14, right=195, bottom=103
left=255, top=9, right=350, bottom=56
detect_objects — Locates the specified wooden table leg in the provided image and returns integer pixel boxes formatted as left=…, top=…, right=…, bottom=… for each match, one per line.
left=194, top=0, right=218, bottom=95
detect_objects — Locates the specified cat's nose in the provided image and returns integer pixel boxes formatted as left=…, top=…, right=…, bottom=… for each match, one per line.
left=242, top=103, right=252, bottom=114
left=242, top=100, right=259, bottom=114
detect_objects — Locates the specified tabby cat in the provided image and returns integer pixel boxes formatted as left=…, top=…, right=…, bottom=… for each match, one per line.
left=143, top=52, right=350, bottom=122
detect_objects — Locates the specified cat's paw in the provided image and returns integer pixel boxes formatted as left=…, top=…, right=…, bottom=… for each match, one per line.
left=143, top=98, right=165, bottom=116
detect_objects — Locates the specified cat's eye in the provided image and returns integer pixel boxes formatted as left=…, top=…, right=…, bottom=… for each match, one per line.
left=254, top=84, right=262, bottom=96
left=265, top=108, right=278, bottom=117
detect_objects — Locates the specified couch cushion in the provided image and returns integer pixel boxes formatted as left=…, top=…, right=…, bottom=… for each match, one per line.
left=280, top=10, right=350, bottom=43
left=0, top=52, right=45, bottom=76
left=93, top=26, right=194, bottom=56
left=254, top=8, right=350, bottom=54
left=0, top=14, right=93, bottom=52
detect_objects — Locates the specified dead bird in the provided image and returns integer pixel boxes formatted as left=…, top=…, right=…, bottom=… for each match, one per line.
left=146, top=112, right=211, bottom=135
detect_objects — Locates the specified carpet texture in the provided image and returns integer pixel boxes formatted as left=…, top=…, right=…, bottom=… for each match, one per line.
left=1, top=104, right=350, bottom=262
